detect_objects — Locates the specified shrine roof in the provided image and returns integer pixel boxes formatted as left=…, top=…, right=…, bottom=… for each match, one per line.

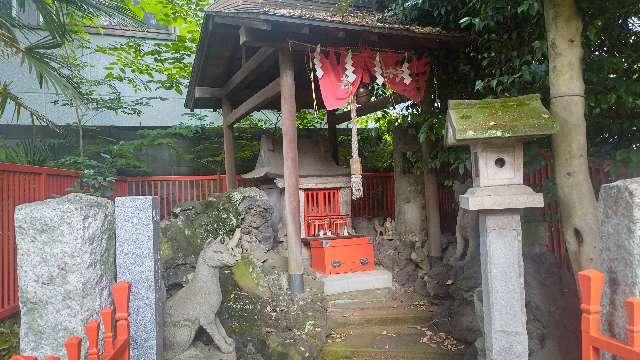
left=185, top=0, right=467, bottom=111
left=242, top=135, right=350, bottom=179
left=208, top=0, right=453, bottom=37
left=445, top=94, right=559, bottom=145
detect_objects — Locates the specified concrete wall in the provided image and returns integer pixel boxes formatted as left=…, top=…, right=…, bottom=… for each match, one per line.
left=1, top=31, right=218, bottom=127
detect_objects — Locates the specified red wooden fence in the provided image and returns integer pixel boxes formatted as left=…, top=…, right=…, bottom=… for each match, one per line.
left=115, top=173, right=396, bottom=220
left=11, top=281, right=131, bottom=360
left=351, top=172, right=395, bottom=219
left=114, top=175, right=229, bottom=220
left=578, top=269, right=640, bottom=359
left=0, top=163, right=80, bottom=321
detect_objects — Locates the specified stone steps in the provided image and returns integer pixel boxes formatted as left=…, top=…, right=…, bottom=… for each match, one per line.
left=323, top=290, right=465, bottom=360
left=323, top=324, right=465, bottom=360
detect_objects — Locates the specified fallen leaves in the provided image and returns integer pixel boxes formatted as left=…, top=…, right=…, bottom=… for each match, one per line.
left=327, top=329, right=352, bottom=343
left=414, top=326, right=465, bottom=352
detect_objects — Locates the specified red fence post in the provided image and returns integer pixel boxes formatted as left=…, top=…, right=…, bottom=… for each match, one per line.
left=579, top=269, right=604, bottom=360
left=626, top=298, right=640, bottom=351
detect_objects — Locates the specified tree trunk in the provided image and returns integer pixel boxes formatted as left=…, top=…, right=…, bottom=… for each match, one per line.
left=422, top=138, right=442, bottom=258
left=543, top=0, right=600, bottom=272
left=74, top=105, right=84, bottom=161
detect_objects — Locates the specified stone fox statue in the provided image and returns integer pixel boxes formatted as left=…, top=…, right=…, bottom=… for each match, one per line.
left=164, top=230, right=241, bottom=358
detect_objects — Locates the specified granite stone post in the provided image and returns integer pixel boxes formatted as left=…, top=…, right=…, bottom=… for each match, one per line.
left=115, top=196, right=165, bottom=360
left=479, top=210, right=528, bottom=360
left=599, top=178, right=640, bottom=354
left=15, top=194, right=115, bottom=358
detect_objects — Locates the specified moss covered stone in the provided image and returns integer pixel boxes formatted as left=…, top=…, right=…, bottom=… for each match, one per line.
left=447, top=94, right=558, bottom=142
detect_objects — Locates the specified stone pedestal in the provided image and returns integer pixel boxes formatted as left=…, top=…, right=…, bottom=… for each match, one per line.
left=599, top=178, right=640, bottom=349
left=115, top=196, right=165, bottom=360
left=14, top=194, right=115, bottom=358
left=462, top=185, right=542, bottom=360
left=479, top=210, right=528, bottom=360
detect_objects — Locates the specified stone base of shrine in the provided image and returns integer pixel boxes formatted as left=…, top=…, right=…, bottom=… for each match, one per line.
left=315, top=268, right=392, bottom=295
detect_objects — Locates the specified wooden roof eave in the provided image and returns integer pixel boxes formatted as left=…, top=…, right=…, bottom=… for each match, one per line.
left=185, top=12, right=468, bottom=112
left=206, top=11, right=468, bottom=49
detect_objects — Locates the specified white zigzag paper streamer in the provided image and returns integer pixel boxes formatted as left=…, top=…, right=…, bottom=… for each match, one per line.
left=344, top=50, right=357, bottom=84
left=401, top=60, right=412, bottom=85
left=374, top=52, right=384, bottom=85
left=313, top=45, right=324, bottom=79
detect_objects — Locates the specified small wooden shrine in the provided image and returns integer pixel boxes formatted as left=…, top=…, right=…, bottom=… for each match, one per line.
left=185, top=0, right=466, bottom=293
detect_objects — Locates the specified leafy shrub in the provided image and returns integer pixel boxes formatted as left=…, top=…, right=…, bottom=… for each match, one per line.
left=0, top=319, right=19, bottom=360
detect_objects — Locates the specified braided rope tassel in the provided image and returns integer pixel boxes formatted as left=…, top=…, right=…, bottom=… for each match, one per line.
left=350, top=99, right=363, bottom=199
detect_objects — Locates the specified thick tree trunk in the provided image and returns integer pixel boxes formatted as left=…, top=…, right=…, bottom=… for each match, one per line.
left=543, top=0, right=600, bottom=272
left=422, top=138, right=442, bottom=258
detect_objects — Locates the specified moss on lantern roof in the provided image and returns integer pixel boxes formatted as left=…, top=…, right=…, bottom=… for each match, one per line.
left=446, top=94, right=558, bottom=143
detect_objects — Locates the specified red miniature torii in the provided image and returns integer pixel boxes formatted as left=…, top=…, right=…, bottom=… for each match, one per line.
left=11, top=281, right=131, bottom=360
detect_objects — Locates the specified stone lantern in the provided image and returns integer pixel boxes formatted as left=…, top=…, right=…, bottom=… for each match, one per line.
left=445, top=94, right=558, bottom=360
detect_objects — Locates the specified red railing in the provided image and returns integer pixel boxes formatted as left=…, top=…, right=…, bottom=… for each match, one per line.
left=579, top=269, right=640, bottom=359
left=116, top=173, right=396, bottom=221
left=352, top=173, right=395, bottom=219
left=115, top=175, right=229, bottom=220
left=11, top=281, right=131, bottom=360
left=0, top=163, right=80, bottom=321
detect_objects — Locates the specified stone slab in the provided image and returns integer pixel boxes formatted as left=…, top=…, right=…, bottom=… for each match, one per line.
left=115, top=196, right=165, bottom=360
left=460, top=184, right=543, bottom=210
left=599, top=178, right=640, bottom=349
left=14, top=194, right=115, bottom=358
left=316, top=268, right=392, bottom=295
left=479, top=210, right=528, bottom=360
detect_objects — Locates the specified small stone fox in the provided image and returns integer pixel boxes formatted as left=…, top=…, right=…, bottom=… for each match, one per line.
left=164, top=230, right=241, bottom=358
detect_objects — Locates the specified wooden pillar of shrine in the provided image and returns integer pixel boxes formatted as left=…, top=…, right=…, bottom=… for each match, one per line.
left=327, top=111, right=339, bottom=164
left=222, top=99, right=237, bottom=190
left=279, top=47, right=304, bottom=294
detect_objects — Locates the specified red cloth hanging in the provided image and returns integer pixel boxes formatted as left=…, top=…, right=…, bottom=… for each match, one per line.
left=315, top=49, right=365, bottom=110
left=378, top=53, right=430, bottom=103
left=314, top=47, right=431, bottom=107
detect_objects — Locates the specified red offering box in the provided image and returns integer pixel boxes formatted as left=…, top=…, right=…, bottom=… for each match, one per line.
left=309, top=236, right=374, bottom=275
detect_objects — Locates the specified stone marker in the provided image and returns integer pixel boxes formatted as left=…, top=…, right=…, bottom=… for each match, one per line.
left=115, top=196, right=165, bottom=360
left=600, top=178, right=640, bottom=353
left=445, top=94, right=558, bottom=360
left=14, top=193, right=115, bottom=358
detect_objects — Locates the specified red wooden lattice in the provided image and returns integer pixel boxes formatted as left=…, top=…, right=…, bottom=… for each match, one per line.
left=303, top=188, right=341, bottom=236
left=11, top=281, right=131, bottom=360
left=579, top=269, right=640, bottom=359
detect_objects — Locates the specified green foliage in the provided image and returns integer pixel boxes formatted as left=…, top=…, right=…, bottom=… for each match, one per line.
left=0, top=0, right=142, bottom=126
left=0, top=139, right=54, bottom=165
left=96, top=0, right=208, bottom=94
left=0, top=319, right=19, bottom=360
left=356, top=110, right=396, bottom=171
left=384, top=0, right=639, bottom=157
left=50, top=156, right=118, bottom=197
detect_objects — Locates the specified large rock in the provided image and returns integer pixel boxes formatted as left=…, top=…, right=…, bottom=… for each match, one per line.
left=14, top=193, right=116, bottom=358
left=600, top=178, right=640, bottom=347
left=161, top=188, right=274, bottom=295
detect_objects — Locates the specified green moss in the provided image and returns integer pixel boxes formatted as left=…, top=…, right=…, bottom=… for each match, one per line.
left=320, top=343, right=354, bottom=360
left=265, top=341, right=304, bottom=360
left=448, top=94, right=558, bottom=140
left=232, top=257, right=266, bottom=297
left=161, top=193, right=242, bottom=264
